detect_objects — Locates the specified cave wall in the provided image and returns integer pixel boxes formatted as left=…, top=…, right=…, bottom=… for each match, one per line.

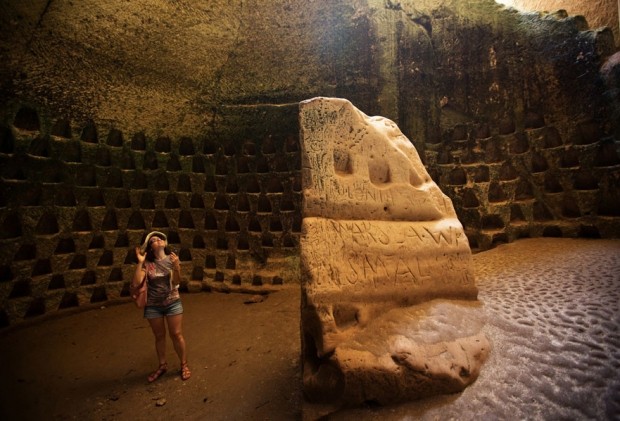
left=0, top=104, right=303, bottom=327
left=389, top=1, right=620, bottom=249
left=496, top=0, right=620, bottom=47
left=0, top=0, right=619, bottom=326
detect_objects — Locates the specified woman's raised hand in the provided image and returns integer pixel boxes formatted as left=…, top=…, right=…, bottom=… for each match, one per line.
left=135, top=246, right=146, bottom=264
left=170, top=252, right=181, bottom=271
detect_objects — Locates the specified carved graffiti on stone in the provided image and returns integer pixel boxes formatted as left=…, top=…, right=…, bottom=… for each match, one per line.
left=299, top=97, right=489, bottom=407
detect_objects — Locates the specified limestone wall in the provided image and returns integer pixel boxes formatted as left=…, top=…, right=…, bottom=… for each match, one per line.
left=386, top=1, right=620, bottom=249
left=0, top=104, right=302, bottom=327
left=496, top=0, right=620, bottom=46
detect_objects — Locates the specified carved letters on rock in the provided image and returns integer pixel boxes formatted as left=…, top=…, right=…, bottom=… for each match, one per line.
left=299, top=97, right=489, bottom=406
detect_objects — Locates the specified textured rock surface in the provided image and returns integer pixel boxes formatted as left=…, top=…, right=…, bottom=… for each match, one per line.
left=496, top=0, right=619, bottom=47
left=326, top=238, right=620, bottom=420
left=0, top=105, right=303, bottom=327
left=300, top=96, right=455, bottom=221
left=299, top=97, right=488, bottom=406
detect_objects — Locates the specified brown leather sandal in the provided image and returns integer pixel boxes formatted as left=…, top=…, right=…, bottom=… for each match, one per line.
left=180, top=362, right=191, bottom=381
left=148, top=363, right=168, bottom=383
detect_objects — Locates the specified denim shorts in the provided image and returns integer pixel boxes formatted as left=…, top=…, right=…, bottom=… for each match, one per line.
left=144, top=299, right=184, bottom=319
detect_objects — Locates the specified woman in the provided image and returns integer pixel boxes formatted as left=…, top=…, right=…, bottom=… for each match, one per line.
left=132, top=231, right=191, bottom=382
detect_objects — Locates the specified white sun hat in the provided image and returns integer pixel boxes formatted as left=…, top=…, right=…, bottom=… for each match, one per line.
left=140, top=231, right=168, bottom=253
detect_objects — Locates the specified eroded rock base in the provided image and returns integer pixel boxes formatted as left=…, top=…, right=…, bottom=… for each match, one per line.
left=302, top=299, right=490, bottom=406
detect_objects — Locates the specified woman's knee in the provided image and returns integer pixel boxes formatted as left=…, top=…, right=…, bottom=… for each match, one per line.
left=153, top=330, right=167, bottom=341
left=169, top=329, right=184, bottom=342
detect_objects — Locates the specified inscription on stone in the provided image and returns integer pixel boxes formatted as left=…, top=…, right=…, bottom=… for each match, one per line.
left=302, top=217, right=475, bottom=300
left=299, top=97, right=488, bottom=406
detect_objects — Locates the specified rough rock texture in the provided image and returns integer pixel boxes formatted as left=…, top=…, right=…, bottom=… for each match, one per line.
left=0, top=0, right=375, bottom=138
left=496, top=0, right=619, bottom=47
left=300, top=96, right=455, bottom=222
left=299, top=97, right=489, bottom=406
left=0, top=105, right=303, bottom=327
left=322, top=238, right=620, bottom=420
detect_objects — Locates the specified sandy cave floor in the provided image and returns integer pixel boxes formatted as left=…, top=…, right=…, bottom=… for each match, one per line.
left=0, top=237, right=619, bottom=420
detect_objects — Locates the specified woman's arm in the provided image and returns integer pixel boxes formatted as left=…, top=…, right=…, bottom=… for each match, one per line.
left=133, top=246, right=146, bottom=287
left=170, top=252, right=181, bottom=286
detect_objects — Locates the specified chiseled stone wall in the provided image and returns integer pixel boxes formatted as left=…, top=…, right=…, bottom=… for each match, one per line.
left=496, top=0, right=620, bottom=46
left=395, top=5, right=620, bottom=250
left=0, top=104, right=302, bottom=327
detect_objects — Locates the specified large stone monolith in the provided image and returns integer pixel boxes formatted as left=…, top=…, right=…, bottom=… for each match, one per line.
left=299, top=97, right=489, bottom=407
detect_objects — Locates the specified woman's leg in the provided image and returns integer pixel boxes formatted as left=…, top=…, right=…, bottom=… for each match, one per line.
left=148, top=316, right=168, bottom=363
left=166, top=313, right=186, bottom=363
left=166, top=314, right=190, bottom=380
left=147, top=316, right=168, bottom=381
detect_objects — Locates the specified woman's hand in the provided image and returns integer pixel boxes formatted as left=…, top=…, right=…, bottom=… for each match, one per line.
left=170, top=252, right=182, bottom=287
left=135, top=246, right=146, bottom=264
left=133, top=246, right=147, bottom=287
left=170, top=252, right=181, bottom=271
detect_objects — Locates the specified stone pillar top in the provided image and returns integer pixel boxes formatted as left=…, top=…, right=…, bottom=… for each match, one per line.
left=300, top=97, right=456, bottom=222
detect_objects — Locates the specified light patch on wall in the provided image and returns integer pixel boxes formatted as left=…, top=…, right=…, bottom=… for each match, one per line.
left=494, top=0, right=515, bottom=7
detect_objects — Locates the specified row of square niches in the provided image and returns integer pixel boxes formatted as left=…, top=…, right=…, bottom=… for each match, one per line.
left=3, top=231, right=300, bottom=279
left=7, top=235, right=299, bottom=277
left=4, top=109, right=301, bottom=155
left=431, top=144, right=619, bottom=169
left=436, top=164, right=613, bottom=190
left=17, top=227, right=297, bottom=253
left=0, top=150, right=303, bottom=179
left=4, top=265, right=289, bottom=316
left=2, top=184, right=301, bottom=211
left=19, top=267, right=287, bottom=293
left=1, top=168, right=303, bottom=194
left=2, top=208, right=302, bottom=239
left=434, top=118, right=612, bottom=148
left=6, top=266, right=288, bottom=314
